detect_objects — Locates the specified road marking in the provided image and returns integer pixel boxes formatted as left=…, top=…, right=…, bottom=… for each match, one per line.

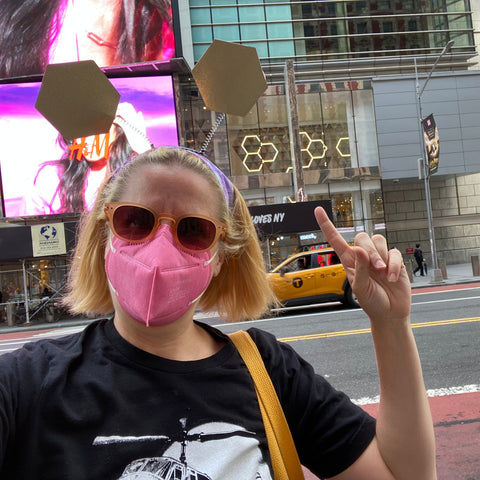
left=0, top=339, right=36, bottom=347
left=353, top=384, right=480, bottom=405
left=210, top=290, right=479, bottom=327
left=412, top=295, right=480, bottom=305
left=35, top=326, right=86, bottom=337
left=278, top=317, right=480, bottom=342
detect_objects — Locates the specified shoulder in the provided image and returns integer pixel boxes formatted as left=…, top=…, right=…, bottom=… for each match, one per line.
left=246, top=327, right=313, bottom=381
left=245, top=327, right=376, bottom=479
left=0, top=320, right=107, bottom=382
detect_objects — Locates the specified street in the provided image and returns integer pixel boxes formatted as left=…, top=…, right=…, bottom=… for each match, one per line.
left=0, top=284, right=479, bottom=480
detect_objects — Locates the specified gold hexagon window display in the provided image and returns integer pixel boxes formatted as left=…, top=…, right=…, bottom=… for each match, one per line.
left=336, top=137, right=351, bottom=157
left=305, top=134, right=328, bottom=161
left=286, top=132, right=328, bottom=172
left=241, top=135, right=263, bottom=172
left=259, top=142, right=279, bottom=164
left=241, top=135, right=279, bottom=172
left=242, top=135, right=261, bottom=154
left=243, top=153, right=264, bottom=172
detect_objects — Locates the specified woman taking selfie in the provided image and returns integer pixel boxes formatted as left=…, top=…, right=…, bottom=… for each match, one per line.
left=0, top=146, right=436, bottom=479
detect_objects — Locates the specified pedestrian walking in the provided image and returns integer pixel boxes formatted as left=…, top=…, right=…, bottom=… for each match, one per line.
left=414, top=243, right=425, bottom=276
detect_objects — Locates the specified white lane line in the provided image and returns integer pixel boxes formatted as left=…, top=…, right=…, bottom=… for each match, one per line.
left=34, top=326, right=86, bottom=337
left=352, top=384, right=480, bottom=405
left=0, top=326, right=87, bottom=354
left=412, top=296, right=480, bottom=306
left=0, top=339, right=35, bottom=347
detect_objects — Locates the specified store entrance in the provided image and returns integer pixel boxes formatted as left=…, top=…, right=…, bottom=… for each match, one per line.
left=0, top=257, right=70, bottom=326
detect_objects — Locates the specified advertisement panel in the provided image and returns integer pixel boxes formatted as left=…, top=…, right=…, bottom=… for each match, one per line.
left=0, top=75, right=178, bottom=218
left=422, top=113, right=440, bottom=175
left=0, top=1, right=177, bottom=78
left=31, top=223, right=66, bottom=257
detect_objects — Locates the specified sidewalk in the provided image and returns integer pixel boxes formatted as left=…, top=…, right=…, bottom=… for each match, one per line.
left=409, top=262, right=480, bottom=289
left=1, top=264, right=479, bottom=334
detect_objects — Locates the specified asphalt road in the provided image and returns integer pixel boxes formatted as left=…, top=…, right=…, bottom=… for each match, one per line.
left=213, top=285, right=480, bottom=400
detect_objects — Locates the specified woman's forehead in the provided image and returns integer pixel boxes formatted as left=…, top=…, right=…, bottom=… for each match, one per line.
left=119, top=164, right=222, bottom=210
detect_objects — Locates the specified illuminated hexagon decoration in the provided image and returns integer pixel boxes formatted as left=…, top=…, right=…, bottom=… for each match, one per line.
left=259, top=142, right=278, bottom=163
left=242, top=135, right=261, bottom=153
left=336, top=137, right=351, bottom=157
left=286, top=131, right=328, bottom=172
left=241, top=135, right=278, bottom=172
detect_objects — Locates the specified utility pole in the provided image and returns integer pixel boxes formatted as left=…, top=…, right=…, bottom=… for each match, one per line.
left=284, top=59, right=306, bottom=202
left=414, top=40, right=454, bottom=283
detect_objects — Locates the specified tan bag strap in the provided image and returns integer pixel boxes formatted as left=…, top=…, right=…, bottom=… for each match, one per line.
left=229, top=331, right=305, bottom=480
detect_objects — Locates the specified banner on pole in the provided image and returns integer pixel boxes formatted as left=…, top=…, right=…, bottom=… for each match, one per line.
left=422, top=113, right=440, bottom=175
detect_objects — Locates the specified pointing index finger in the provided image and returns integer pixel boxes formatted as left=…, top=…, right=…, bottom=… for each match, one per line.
left=314, top=207, right=350, bottom=256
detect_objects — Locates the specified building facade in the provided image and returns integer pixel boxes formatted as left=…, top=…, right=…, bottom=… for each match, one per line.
left=178, top=0, right=480, bottom=269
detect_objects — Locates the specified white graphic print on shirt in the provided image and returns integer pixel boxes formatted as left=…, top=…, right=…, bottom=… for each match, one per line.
left=93, top=420, right=273, bottom=480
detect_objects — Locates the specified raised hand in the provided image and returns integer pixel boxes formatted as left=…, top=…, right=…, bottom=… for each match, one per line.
left=314, top=207, right=411, bottom=324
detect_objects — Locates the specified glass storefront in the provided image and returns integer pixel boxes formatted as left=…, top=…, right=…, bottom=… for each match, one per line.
left=228, top=81, right=380, bottom=178
left=224, top=80, right=385, bottom=268
left=0, top=257, right=70, bottom=325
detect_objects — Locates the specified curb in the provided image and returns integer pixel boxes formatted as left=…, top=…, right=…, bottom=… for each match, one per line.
left=411, top=280, right=480, bottom=290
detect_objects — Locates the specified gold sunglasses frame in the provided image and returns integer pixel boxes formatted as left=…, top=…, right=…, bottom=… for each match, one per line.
left=104, top=202, right=226, bottom=253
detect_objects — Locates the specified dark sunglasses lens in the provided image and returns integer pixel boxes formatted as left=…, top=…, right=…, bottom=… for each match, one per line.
left=113, top=206, right=155, bottom=241
left=177, top=217, right=216, bottom=251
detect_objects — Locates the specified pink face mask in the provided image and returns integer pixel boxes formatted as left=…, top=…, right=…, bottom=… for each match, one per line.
left=105, top=225, right=215, bottom=327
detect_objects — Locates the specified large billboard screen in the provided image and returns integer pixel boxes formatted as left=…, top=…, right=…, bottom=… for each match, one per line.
left=0, top=75, right=179, bottom=218
left=0, top=1, right=177, bottom=78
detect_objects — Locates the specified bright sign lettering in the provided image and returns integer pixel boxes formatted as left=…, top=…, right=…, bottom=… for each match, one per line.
left=68, top=133, right=111, bottom=161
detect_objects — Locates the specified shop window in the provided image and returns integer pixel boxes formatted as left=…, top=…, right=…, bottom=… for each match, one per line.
left=226, top=83, right=378, bottom=181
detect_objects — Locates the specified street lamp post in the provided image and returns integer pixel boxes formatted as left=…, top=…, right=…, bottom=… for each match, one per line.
left=414, top=40, right=454, bottom=283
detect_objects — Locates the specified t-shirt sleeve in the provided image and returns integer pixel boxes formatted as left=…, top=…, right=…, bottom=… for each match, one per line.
left=0, top=340, right=54, bottom=471
left=0, top=348, right=35, bottom=467
left=247, top=328, right=376, bottom=479
left=0, top=354, right=17, bottom=466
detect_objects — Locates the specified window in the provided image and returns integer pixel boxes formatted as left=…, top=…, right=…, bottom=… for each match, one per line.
left=382, top=21, right=394, bottom=33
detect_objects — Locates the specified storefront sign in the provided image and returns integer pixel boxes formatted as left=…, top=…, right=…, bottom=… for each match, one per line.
left=31, top=223, right=66, bottom=257
left=249, top=200, right=332, bottom=236
left=298, top=231, right=326, bottom=246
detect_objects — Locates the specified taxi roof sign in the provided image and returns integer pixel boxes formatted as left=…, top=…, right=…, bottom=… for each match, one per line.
left=35, top=60, right=120, bottom=140
left=192, top=40, right=267, bottom=117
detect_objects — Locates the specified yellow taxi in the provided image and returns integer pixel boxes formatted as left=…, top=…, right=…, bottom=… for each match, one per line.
left=268, top=248, right=360, bottom=308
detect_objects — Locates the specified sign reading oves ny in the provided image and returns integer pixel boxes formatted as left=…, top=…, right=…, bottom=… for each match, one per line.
left=248, top=200, right=332, bottom=236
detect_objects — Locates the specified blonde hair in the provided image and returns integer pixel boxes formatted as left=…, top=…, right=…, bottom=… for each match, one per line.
left=63, top=147, right=277, bottom=321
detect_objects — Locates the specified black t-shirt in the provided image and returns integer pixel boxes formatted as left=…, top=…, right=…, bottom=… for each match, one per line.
left=0, top=319, right=375, bottom=479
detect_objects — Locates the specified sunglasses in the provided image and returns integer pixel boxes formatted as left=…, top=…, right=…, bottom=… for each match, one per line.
left=104, top=202, right=226, bottom=253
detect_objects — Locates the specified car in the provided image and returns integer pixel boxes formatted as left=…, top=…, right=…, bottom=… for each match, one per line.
left=268, top=248, right=360, bottom=309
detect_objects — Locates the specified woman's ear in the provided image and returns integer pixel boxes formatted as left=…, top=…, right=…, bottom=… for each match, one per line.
left=211, top=251, right=224, bottom=278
